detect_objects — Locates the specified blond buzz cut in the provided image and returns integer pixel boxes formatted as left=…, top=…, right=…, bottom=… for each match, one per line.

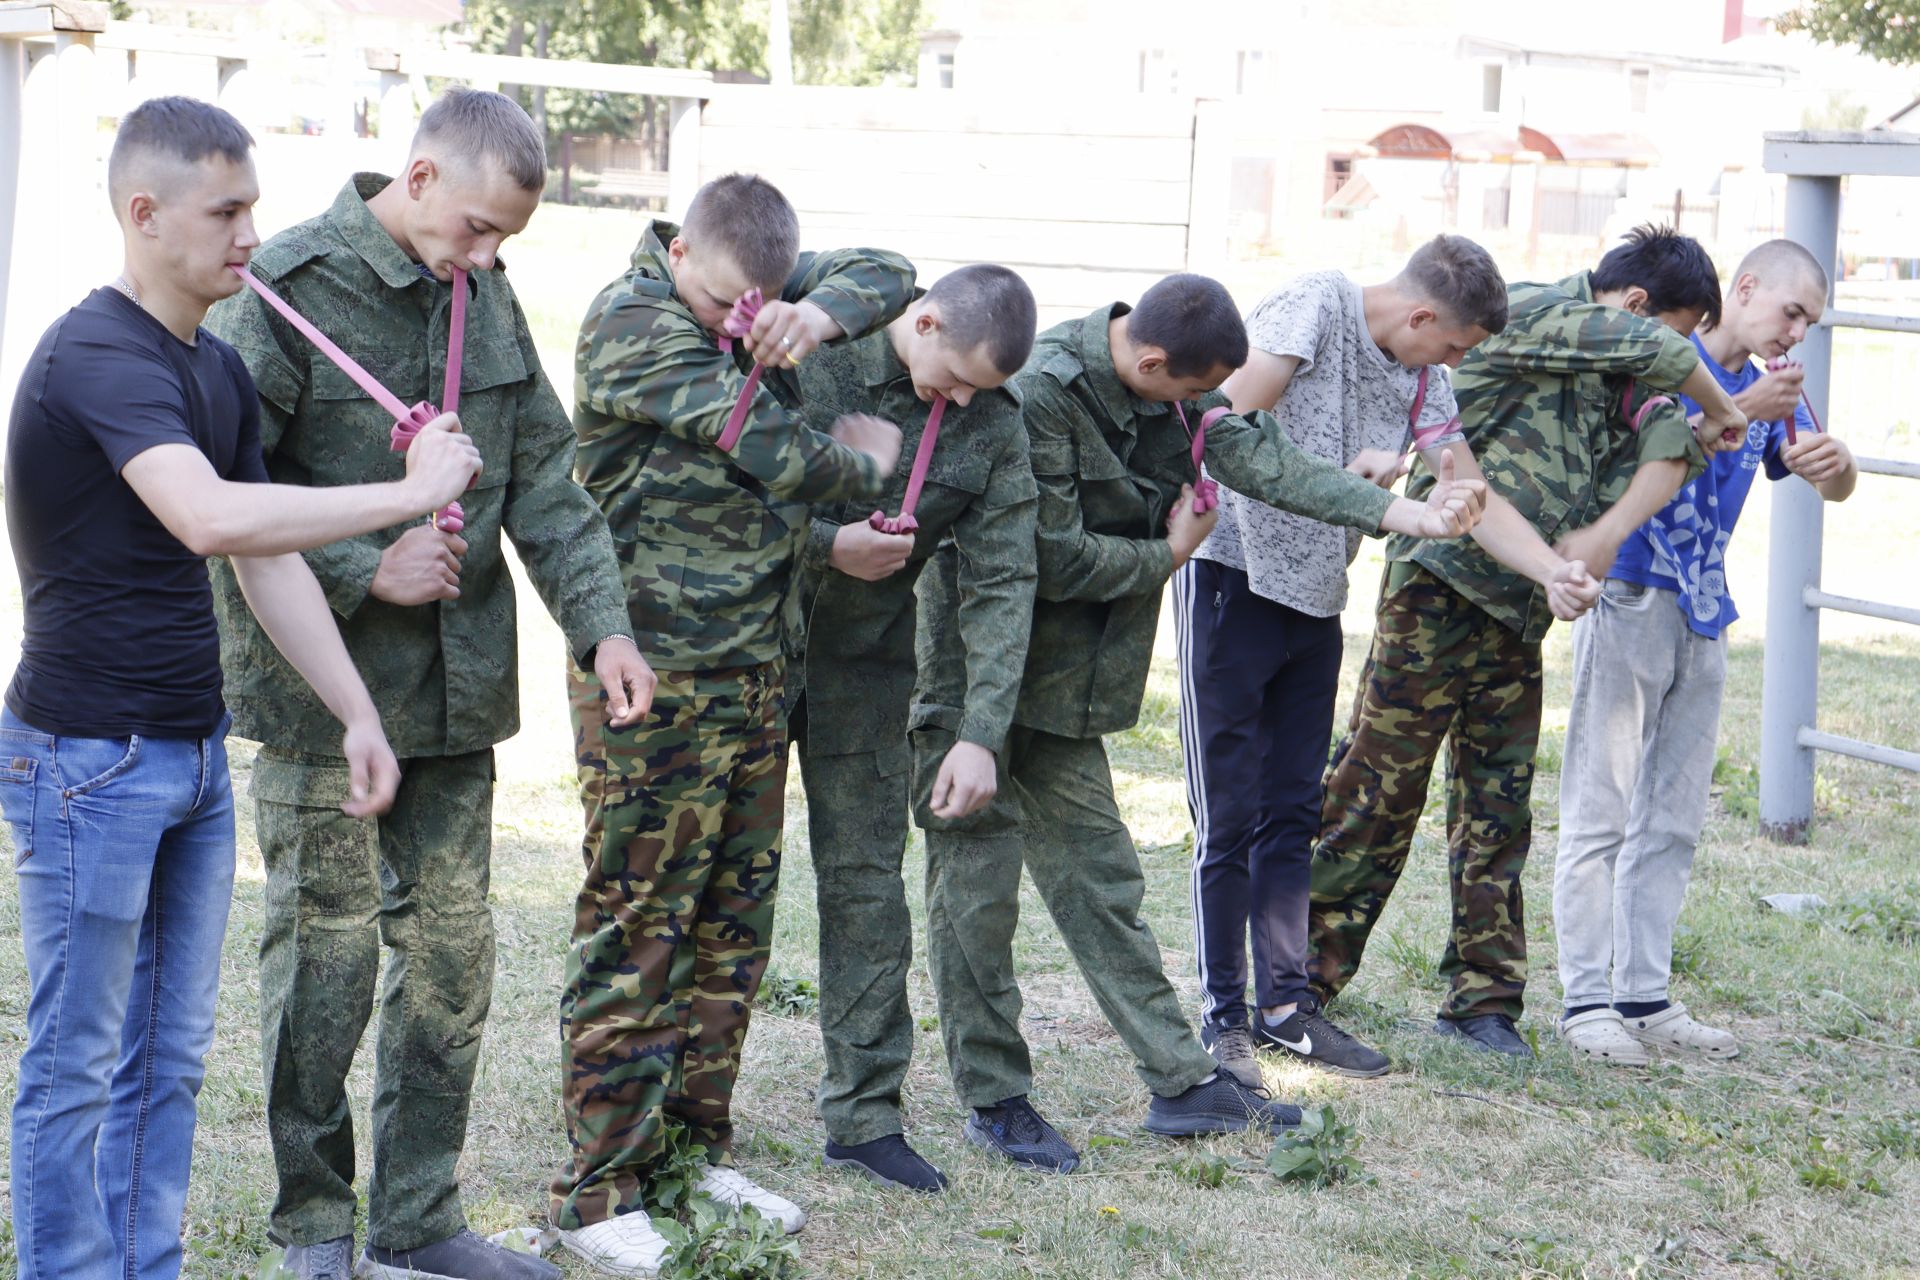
left=411, top=87, right=548, bottom=192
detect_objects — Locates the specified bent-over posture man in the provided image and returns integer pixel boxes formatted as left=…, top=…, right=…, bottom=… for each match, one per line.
left=207, top=90, right=652, bottom=1280
left=1306, top=226, right=1749, bottom=1058
left=791, top=264, right=1040, bottom=1193
left=910, top=273, right=1487, bottom=1172
left=1553, top=239, right=1855, bottom=1065
left=2, top=97, right=476, bottom=1280
left=556, top=173, right=904, bottom=1277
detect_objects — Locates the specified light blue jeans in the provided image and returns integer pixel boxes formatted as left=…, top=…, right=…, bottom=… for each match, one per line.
left=1, top=707, right=237, bottom=1280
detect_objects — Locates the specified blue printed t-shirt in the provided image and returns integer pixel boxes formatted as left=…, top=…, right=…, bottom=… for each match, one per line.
left=1609, top=333, right=1805, bottom=638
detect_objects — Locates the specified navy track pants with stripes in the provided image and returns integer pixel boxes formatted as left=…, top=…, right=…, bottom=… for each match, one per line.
left=1175, top=558, right=1344, bottom=1028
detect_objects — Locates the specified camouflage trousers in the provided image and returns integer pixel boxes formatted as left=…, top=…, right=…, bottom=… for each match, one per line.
left=911, top=722, right=1218, bottom=1109
left=789, top=697, right=918, bottom=1147
left=551, top=662, right=787, bottom=1230
left=253, top=746, right=497, bottom=1252
left=1307, top=566, right=1542, bottom=1022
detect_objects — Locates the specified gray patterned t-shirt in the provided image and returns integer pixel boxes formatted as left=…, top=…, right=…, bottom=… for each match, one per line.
left=1195, top=270, right=1463, bottom=617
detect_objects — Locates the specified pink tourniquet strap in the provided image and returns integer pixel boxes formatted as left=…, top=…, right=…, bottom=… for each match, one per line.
left=231, top=265, right=412, bottom=422
left=1172, top=402, right=1228, bottom=514
left=867, top=395, right=949, bottom=534
left=1406, top=366, right=1464, bottom=451
left=1620, top=378, right=1675, bottom=434
left=715, top=289, right=766, bottom=452
left=229, top=263, right=471, bottom=532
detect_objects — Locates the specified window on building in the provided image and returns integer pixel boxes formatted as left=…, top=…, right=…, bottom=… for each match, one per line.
left=1481, top=63, right=1503, bottom=114
left=1325, top=153, right=1353, bottom=202
left=1628, top=66, right=1650, bottom=113
left=937, top=51, right=954, bottom=89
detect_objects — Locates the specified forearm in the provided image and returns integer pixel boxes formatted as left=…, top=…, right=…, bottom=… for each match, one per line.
left=1469, top=492, right=1565, bottom=585
left=199, top=478, right=426, bottom=558
left=1594, top=458, right=1688, bottom=541
left=1679, top=361, right=1741, bottom=425
left=229, top=553, right=381, bottom=728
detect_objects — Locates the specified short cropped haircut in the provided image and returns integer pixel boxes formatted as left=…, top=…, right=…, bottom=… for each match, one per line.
left=1400, top=234, right=1508, bottom=333
left=1128, top=274, right=1248, bottom=378
left=925, top=265, right=1038, bottom=375
left=107, top=96, right=253, bottom=208
left=681, top=173, right=801, bottom=294
left=1592, top=224, right=1722, bottom=328
left=413, top=87, right=547, bottom=192
left=1734, top=238, right=1829, bottom=296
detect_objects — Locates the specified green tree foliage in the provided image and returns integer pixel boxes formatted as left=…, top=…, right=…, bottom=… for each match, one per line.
left=466, top=0, right=924, bottom=140
left=1779, top=1, right=1920, bottom=66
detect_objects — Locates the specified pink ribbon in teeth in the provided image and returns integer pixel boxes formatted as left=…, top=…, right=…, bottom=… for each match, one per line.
left=1766, top=356, right=1823, bottom=446
left=1172, top=401, right=1229, bottom=514
left=231, top=263, right=471, bottom=534
left=868, top=394, right=949, bottom=535
left=714, top=288, right=766, bottom=452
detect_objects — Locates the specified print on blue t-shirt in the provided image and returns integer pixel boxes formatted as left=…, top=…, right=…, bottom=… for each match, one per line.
left=1609, top=333, right=1808, bottom=638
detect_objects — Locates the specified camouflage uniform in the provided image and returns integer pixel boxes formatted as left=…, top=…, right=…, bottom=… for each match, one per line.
left=204, top=175, right=632, bottom=1252
left=554, top=221, right=910, bottom=1229
left=912, top=303, right=1398, bottom=1107
left=787, top=327, right=1037, bottom=1147
left=1307, top=272, right=1708, bottom=1022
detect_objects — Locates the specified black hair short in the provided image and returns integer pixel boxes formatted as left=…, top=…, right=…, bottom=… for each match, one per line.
left=682, top=173, right=801, bottom=294
left=107, top=96, right=254, bottom=207
left=1591, top=224, right=1722, bottom=328
left=924, top=265, right=1038, bottom=375
left=1127, top=274, right=1248, bottom=378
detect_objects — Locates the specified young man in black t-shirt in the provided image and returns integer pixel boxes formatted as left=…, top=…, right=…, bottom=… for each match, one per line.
left=0, top=98, right=480, bottom=1280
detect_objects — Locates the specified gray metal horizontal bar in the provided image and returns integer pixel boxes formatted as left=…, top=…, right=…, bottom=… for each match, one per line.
left=1856, top=455, right=1920, bottom=481
left=1796, top=727, right=1920, bottom=772
left=1803, top=588, right=1920, bottom=627
left=1765, top=132, right=1920, bottom=178
left=1817, top=309, right=1920, bottom=335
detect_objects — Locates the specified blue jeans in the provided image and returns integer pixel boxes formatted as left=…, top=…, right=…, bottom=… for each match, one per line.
left=1, top=707, right=237, bottom=1280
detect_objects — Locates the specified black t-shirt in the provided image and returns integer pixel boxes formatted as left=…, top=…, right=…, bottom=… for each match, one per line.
left=5, top=288, right=270, bottom=739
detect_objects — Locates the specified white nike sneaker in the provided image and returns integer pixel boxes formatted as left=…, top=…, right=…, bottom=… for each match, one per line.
left=556, top=1214, right=670, bottom=1278
left=696, top=1164, right=807, bottom=1234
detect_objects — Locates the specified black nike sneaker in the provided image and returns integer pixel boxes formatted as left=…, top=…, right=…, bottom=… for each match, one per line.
left=1251, top=995, right=1391, bottom=1077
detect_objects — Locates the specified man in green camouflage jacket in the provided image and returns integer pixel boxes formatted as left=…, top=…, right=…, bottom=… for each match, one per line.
left=1306, top=226, right=1749, bottom=1060
left=555, top=174, right=906, bottom=1271
left=206, top=92, right=650, bottom=1280
left=787, top=264, right=1040, bottom=1194
left=909, top=275, right=1488, bottom=1171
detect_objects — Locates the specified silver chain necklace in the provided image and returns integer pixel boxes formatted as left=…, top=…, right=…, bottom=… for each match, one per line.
left=114, top=275, right=140, bottom=306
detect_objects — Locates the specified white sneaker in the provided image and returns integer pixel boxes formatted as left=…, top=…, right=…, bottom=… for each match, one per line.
left=1622, top=1002, right=1740, bottom=1058
left=556, top=1214, right=670, bottom=1278
left=696, top=1164, right=806, bottom=1234
left=1556, top=1008, right=1650, bottom=1066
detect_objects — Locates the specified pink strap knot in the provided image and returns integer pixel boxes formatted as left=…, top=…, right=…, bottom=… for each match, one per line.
left=231, top=263, right=470, bottom=533
left=714, top=288, right=766, bottom=452
left=1620, top=378, right=1675, bottom=436
left=867, top=394, right=949, bottom=535
left=1766, top=355, right=1821, bottom=445
left=1172, top=402, right=1229, bottom=514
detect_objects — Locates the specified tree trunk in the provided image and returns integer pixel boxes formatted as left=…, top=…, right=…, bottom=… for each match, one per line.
left=530, top=18, right=550, bottom=138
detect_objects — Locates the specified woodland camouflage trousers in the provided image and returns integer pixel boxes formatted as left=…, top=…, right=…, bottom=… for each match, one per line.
left=550, top=661, right=787, bottom=1230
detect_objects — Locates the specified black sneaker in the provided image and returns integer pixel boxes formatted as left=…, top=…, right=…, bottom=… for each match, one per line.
left=1198, top=1020, right=1268, bottom=1093
left=361, top=1228, right=561, bottom=1280
left=1251, top=996, right=1391, bottom=1077
left=280, top=1236, right=354, bottom=1280
left=1142, top=1074, right=1303, bottom=1137
left=824, top=1133, right=950, bottom=1192
left=963, top=1096, right=1080, bottom=1173
left=1432, top=1013, right=1532, bottom=1058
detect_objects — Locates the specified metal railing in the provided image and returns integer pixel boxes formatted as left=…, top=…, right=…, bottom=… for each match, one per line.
left=1758, top=131, right=1920, bottom=842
